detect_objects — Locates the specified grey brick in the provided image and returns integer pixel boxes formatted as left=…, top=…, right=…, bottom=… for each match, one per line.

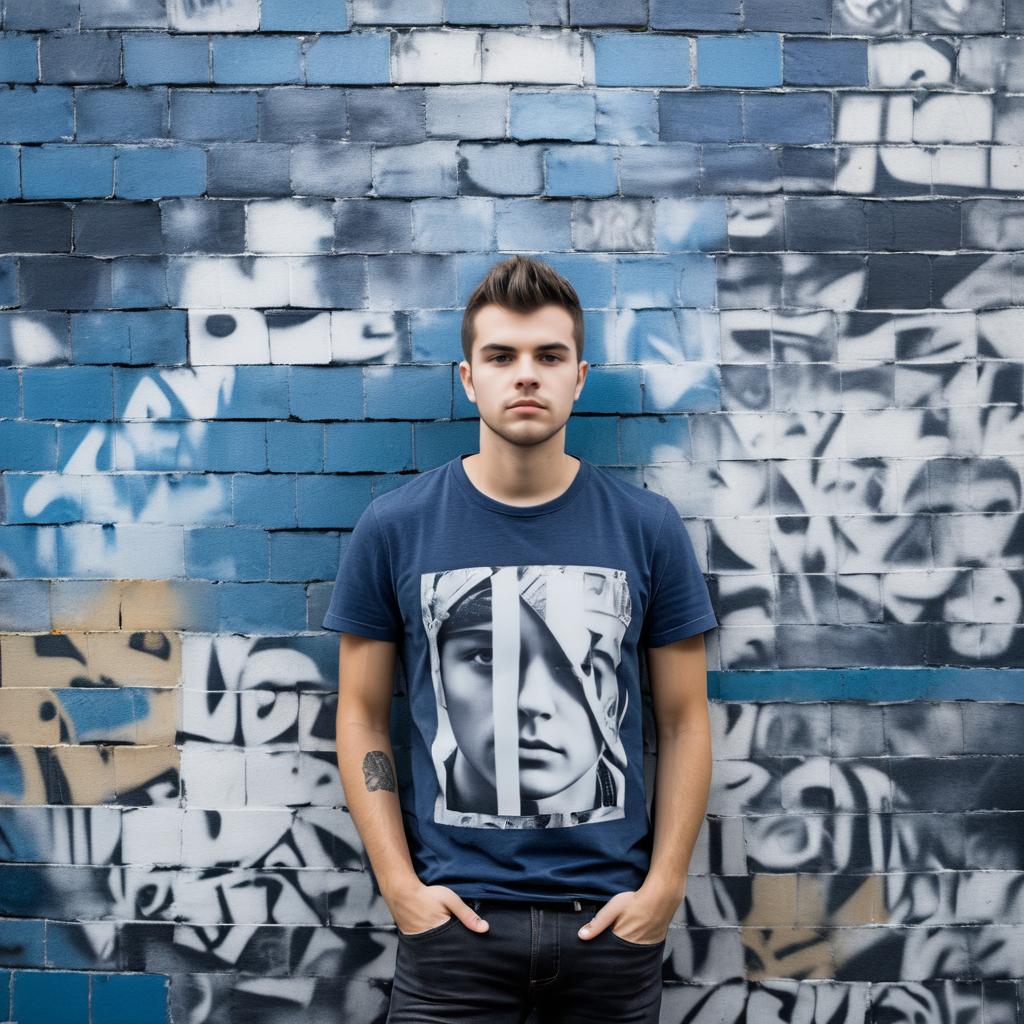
left=4, top=0, right=78, bottom=30
left=335, top=199, right=413, bottom=252
left=169, top=89, right=258, bottom=142
left=0, top=203, right=72, bottom=252
left=291, top=142, right=373, bottom=197
left=73, top=200, right=162, bottom=255
left=347, top=87, right=426, bottom=144
left=258, top=87, right=348, bottom=142
left=81, top=0, right=167, bottom=28
left=620, top=144, right=699, bottom=197
left=569, top=0, right=648, bottom=25
left=353, top=0, right=443, bottom=23
left=20, top=255, right=113, bottom=309
left=207, top=144, right=291, bottom=197
left=650, top=0, right=740, bottom=29
left=374, top=140, right=458, bottom=197
left=40, top=31, right=122, bottom=84
left=160, top=196, right=246, bottom=252
left=787, top=197, right=867, bottom=251
left=368, top=253, right=457, bottom=308
left=425, top=85, right=508, bottom=139
left=458, top=141, right=543, bottom=195
left=744, top=0, right=830, bottom=31
left=702, top=144, right=782, bottom=195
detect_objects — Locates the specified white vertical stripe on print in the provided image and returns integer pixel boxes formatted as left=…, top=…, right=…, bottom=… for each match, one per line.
left=491, top=567, right=521, bottom=817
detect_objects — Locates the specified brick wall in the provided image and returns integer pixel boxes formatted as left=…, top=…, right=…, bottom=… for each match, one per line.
left=1, top=1, right=1023, bottom=1022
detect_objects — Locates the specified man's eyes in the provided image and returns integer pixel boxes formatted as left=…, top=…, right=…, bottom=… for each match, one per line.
left=491, top=354, right=561, bottom=363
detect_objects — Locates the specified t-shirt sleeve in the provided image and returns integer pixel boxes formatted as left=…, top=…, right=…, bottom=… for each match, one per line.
left=322, top=502, right=402, bottom=642
left=641, top=499, right=718, bottom=647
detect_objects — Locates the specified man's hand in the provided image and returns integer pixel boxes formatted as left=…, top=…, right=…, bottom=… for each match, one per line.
left=387, top=881, right=490, bottom=936
left=576, top=886, right=683, bottom=945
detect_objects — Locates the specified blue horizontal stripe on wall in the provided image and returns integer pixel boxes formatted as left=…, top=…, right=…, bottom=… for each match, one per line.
left=709, top=668, right=1024, bottom=701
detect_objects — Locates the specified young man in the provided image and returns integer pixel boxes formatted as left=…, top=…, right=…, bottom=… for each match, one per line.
left=324, top=255, right=718, bottom=1023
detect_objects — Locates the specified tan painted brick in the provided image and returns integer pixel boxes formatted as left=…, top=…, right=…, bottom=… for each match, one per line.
left=134, top=689, right=180, bottom=745
left=0, top=689, right=61, bottom=745
left=743, top=923, right=832, bottom=980
left=113, top=745, right=180, bottom=803
left=742, top=872, right=799, bottom=927
left=53, top=745, right=117, bottom=805
left=0, top=632, right=180, bottom=688
left=797, top=871, right=884, bottom=926
left=119, top=580, right=217, bottom=631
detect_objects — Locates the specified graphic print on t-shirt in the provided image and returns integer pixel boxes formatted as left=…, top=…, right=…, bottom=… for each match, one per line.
left=420, top=564, right=632, bottom=830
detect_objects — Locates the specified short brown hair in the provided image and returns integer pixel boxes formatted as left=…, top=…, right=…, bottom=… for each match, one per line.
left=461, top=255, right=584, bottom=364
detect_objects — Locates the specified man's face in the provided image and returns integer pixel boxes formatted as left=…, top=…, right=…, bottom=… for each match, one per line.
left=438, top=596, right=603, bottom=801
left=459, top=303, right=587, bottom=448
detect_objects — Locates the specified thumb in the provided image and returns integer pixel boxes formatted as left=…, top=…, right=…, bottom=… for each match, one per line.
left=577, top=910, right=612, bottom=940
left=456, top=897, right=489, bottom=932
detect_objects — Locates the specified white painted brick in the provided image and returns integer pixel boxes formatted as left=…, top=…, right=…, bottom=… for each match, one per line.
left=932, top=146, right=990, bottom=191
left=835, top=94, right=912, bottom=143
left=121, top=807, right=185, bottom=865
left=868, top=39, right=954, bottom=88
left=181, top=744, right=247, bottom=807
left=181, top=807, right=294, bottom=866
left=246, top=199, right=334, bottom=255
left=393, top=29, right=481, bottom=83
left=330, top=310, right=403, bottom=361
left=482, top=30, right=582, bottom=85
left=914, top=94, right=992, bottom=144
left=269, top=310, right=332, bottom=364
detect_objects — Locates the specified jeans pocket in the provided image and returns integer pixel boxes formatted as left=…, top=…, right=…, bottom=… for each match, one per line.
left=397, top=915, right=459, bottom=941
left=606, top=928, right=667, bottom=950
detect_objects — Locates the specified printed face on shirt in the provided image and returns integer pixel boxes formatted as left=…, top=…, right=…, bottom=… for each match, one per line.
left=421, top=564, right=632, bottom=829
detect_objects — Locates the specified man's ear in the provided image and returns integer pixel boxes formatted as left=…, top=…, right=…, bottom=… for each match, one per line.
left=459, top=359, right=477, bottom=404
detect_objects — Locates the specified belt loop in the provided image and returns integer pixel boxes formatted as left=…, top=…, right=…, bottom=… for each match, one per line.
left=573, top=899, right=581, bottom=911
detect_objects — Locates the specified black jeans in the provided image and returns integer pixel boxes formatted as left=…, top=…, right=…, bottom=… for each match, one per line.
left=386, top=896, right=666, bottom=1024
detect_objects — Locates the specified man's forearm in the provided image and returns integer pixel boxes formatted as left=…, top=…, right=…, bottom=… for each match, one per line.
left=336, top=721, right=421, bottom=901
left=640, top=709, right=713, bottom=900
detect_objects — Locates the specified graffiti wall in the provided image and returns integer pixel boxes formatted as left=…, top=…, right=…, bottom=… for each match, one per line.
left=1, top=0, right=1023, bottom=1021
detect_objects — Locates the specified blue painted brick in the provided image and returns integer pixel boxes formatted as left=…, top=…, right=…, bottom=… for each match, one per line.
left=412, top=197, right=493, bottom=252
left=305, top=33, right=390, bottom=84
left=115, top=147, right=205, bottom=199
left=218, top=582, right=308, bottom=632
left=573, top=365, right=642, bottom=414
left=595, top=90, right=658, bottom=144
left=0, top=146, right=20, bottom=197
left=0, top=87, right=73, bottom=142
left=77, top=88, right=167, bottom=142
left=660, top=92, right=742, bottom=142
left=510, top=91, right=596, bottom=141
left=3, top=473, right=82, bottom=523
left=410, top=309, right=464, bottom=362
left=296, top=474, right=372, bottom=528
left=5, top=0, right=77, bottom=30
left=620, top=413, right=693, bottom=464
left=269, top=530, right=339, bottom=582
left=262, top=0, right=350, bottom=29
left=323, top=422, right=413, bottom=472
left=650, top=0, right=740, bottom=29
left=126, top=310, right=188, bottom=364
left=123, top=34, right=211, bottom=86
left=220, top=366, right=290, bottom=419
left=495, top=198, right=573, bottom=251
left=267, top=421, right=324, bottom=472
left=697, top=34, right=781, bottom=87
left=22, top=145, right=115, bottom=199
left=289, top=366, right=363, bottom=420
left=212, top=36, right=303, bottom=85
left=593, top=34, right=691, bottom=86
left=169, top=90, right=258, bottom=142
left=654, top=197, right=728, bottom=251
left=446, top=0, right=534, bottom=22
left=40, top=30, right=122, bottom=84
left=91, top=973, right=168, bottom=1024
left=564, top=416, right=617, bottom=463
left=545, top=146, right=617, bottom=197
left=0, top=255, right=16, bottom=306
left=744, top=92, right=832, bottom=143
left=198, top=422, right=266, bottom=472
left=23, top=367, right=113, bottom=420
left=186, top=527, right=269, bottom=580
left=0, top=525, right=60, bottom=576
left=617, top=255, right=689, bottom=307
left=58, top=423, right=113, bottom=471
left=233, top=474, right=296, bottom=527
left=0, top=367, right=18, bottom=416
left=0, top=578, right=50, bottom=627
left=0, top=33, right=39, bottom=82
left=13, top=970, right=88, bottom=1024
left=0, top=969, right=9, bottom=1019
left=365, top=365, right=452, bottom=419
left=784, top=37, right=868, bottom=86
left=71, top=312, right=130, bottom=362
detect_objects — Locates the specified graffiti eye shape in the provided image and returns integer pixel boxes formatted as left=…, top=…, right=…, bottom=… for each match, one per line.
left=205, top=314, right=237, bottom=338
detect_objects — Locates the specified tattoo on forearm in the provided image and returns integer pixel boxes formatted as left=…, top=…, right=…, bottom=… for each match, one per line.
left=363, top=750, right=396, bottom=792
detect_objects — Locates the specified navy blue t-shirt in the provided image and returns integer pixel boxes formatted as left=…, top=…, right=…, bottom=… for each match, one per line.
left=323, top=452, right=717, bottom=904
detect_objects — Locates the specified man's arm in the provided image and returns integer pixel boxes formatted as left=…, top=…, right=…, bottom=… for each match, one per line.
left=334, top=632, right=421, bottom=903
left=639, top=631, right=713, bottom=903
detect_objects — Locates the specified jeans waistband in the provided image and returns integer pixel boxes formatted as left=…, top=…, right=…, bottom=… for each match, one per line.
left=470, top=897, right=608, bottom=913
